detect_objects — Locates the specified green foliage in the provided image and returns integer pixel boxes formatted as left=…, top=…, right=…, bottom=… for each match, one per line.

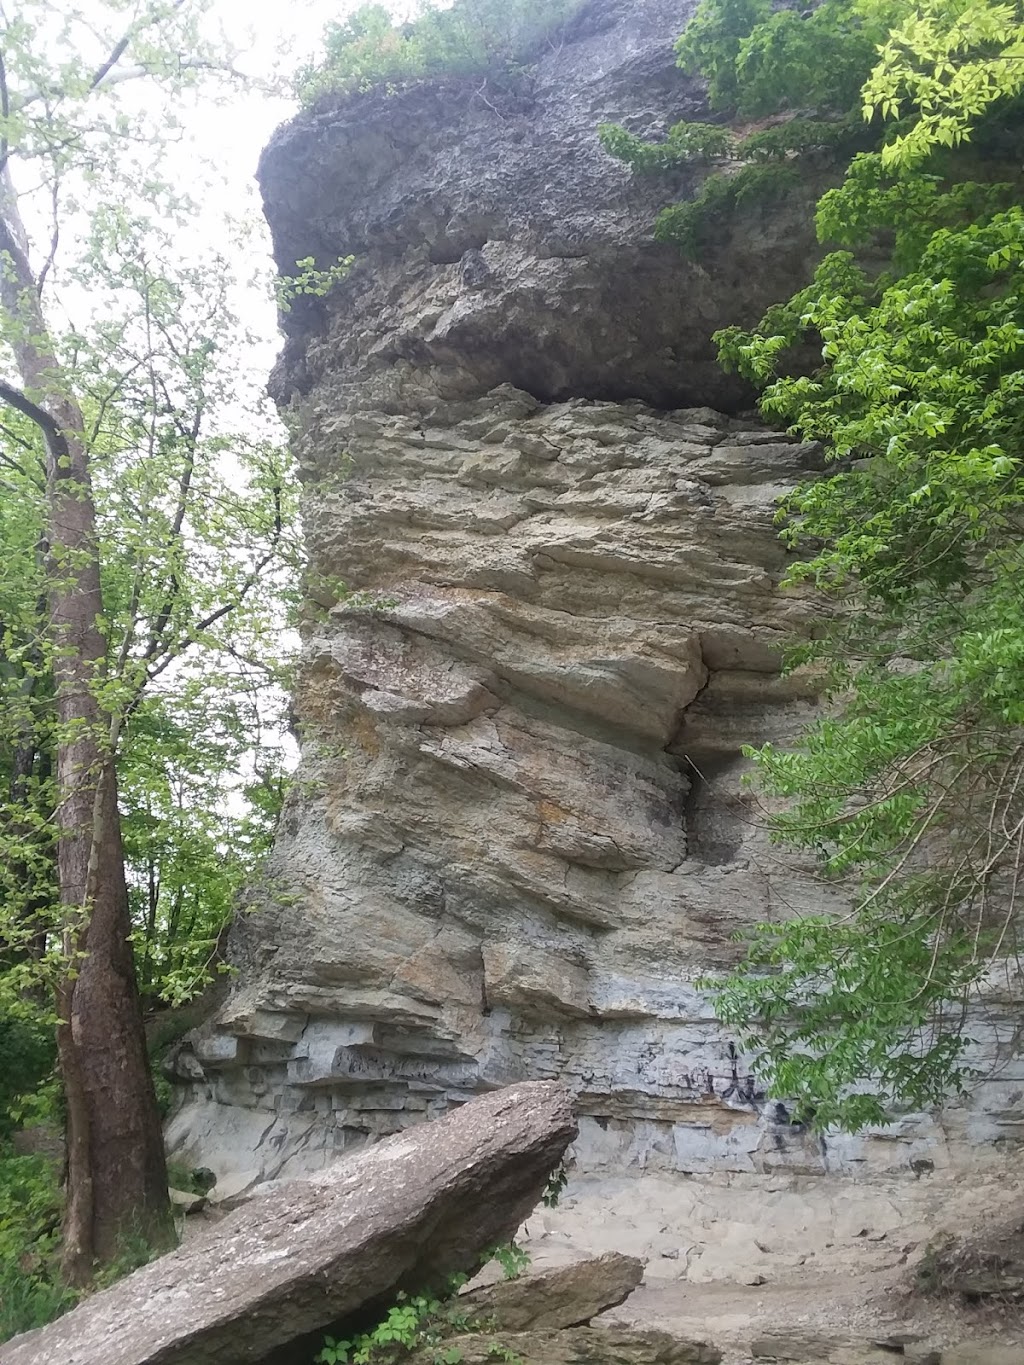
left=312, top=1243, right=535, bottom=1365
left=675, top=0, right=898, bottom=117
left=0, top=1139, right=175, bottom=1343
left=299, top=0, right=582, bottom=102
left=485, top=1347, right=522, bottom=1365
left=0, top=991, right=54, bottom=1142
left=692, top=0, right=1024, bottom=1128
left=602, top=0, right=900, bottom=259
left=863, top=0, right=1024, bottom=167
left=90, top=1227, right=164, bottom=1290
left=0, top=189, right=299, bottom=1017
left=672, top=0, right=771, bottom=112
left=739, top=116, right=870, bottom=162
left=598, top=121, right=735, bottom=172
left=600, top=113, right=869, bottom=179
left=541, top=1164, right=568, bottom=1208
left=0, top=1147, right=71, bottom=1343
left=277, top=256, right=356, bottom=314
left=164, top=1161, right=216, bottom=1196
left=486, top=1241, right=530, bottom=1281
left=654, top=164, right=802, bottom=259
left=314, top=1273, right=470, bottom=1365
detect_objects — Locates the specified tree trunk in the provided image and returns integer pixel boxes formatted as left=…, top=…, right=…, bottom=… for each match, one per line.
left=1, top=168, right=171, bottom=1282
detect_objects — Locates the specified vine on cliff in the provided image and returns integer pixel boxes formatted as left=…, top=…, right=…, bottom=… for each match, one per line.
left=599, top=0, right=896, bottom=257
left=664, top=0, right=1024, bottom=1131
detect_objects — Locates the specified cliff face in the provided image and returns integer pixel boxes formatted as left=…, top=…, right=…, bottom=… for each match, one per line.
left=167, top=0, right=1024, bottom=1194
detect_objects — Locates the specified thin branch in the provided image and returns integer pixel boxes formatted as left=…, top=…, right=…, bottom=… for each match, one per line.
left=35, top=173, right=61, bottom=296
left=0, top=45, right=9, bottom=180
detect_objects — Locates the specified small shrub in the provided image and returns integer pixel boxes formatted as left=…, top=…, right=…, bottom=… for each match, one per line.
left=0, top=1148, right=71, bottom=1344
left=654, top=162, right=802, bottom=258
left=298, top=0, right=583, bottom=103
left=165, top=1160, right=216, bottom=1196
left=0, top=992, right=56, bottom=1142
left=486, top=1241, right=530, bottom=1281
left=598, top=120, right=735, bottom=172
left=541, top=1164, right=568, bottom=1208
left=312, top=1247, right=531, bottom=1364
left=0, top=1251, right=77, bottom=1344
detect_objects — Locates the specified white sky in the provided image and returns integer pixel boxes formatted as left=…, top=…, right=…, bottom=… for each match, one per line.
left=180, top=0, right=422, bottom=340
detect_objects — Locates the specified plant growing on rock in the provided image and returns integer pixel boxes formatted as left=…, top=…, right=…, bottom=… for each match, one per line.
left=298, top=0, right=584, bottom=102
left=312, top=1243, right=535, bottom=1365
left=314, top=1276, right=470, bottom=1365
left=600, top=0, right=895, bottom=256
left=669, top=0, right=1024, bottom=1128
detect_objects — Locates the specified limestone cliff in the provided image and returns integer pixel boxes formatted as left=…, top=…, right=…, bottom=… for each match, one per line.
left=167, top=0, right=1024, bottom=1194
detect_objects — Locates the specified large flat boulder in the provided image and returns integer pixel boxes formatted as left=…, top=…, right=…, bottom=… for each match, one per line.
left=413, top=1326, right=720, bottom=1364
left=460, top=1252, right=645, bottom=1331
left=0, top=1082, right=576, bottom=1365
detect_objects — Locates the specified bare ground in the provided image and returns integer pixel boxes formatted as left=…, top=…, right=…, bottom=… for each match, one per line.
left=516, top=1169, right=1024, bottom=1362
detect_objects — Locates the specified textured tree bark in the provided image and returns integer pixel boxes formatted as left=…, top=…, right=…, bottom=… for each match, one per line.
left=0, top=166, right=171, bottom=1282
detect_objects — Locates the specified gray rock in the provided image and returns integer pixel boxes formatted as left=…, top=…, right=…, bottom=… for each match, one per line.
left=167, top=1186, right=205, bottom=1213
left=750, top=1331, right=901, bottom=1364
left=0, top=1082, right=576, bottom=1365
left=939, top=1348, right=1024, bottom=1365
left=259, top=0, right=826, bottom=416
left=411, top=1326, right=720, bottom=1365
left=165, top=0, right=1024, bottom=1189
left=460, top=1252, right=644, bottom=1330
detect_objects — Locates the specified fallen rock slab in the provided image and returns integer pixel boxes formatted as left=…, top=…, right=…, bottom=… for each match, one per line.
left=0, top=1081, right=576, bottom=1365
left=413, top=1326, right=720, bottom=1365
left=167, top=1187, right=206, bottom=1214
left=939, top=1348, right=1024, bottom=1365
left=460, top=1252, right=644, bottom=1331
left=751, top=1330, right=903, bottom=1364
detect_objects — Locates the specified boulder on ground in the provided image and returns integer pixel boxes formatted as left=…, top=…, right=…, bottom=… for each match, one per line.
left=0, top=1081, right=576, bottom=1365
left=413, top=1326, right=720, bottom=1364
left=751, top=1330, right=907, bottom=1364
left=459, top=1252, right=645, bottom=1331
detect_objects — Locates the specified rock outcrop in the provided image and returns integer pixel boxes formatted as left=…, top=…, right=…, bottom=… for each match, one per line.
left=405, top=1254, right=721, bottom=1365
left=460, top=1252, right=645, bottom=1331
left=410, top=1326, right=720, bottom=1365
left=167, top=0, right=1024, bottom=1190
left=0, top=1084, right=576, bottom=1365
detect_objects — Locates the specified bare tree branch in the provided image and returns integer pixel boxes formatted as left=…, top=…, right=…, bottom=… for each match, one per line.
left=0, top=378, right=69, bottom=467
left=0, top=45, right=9, bottom=180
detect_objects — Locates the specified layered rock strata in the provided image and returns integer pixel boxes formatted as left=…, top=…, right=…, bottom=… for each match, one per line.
left=167, top=0, right=1024, bottom=1189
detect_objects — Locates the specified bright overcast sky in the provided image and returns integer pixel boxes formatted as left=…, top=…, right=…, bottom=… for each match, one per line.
left=168, top=0, right=388, bottom=370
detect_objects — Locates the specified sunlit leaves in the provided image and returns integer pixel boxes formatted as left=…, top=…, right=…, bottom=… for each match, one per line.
left=0, top=0, right=300, bottom=1011
left=863, top=0, right=1024, bottom=166
left=299, top=0, right=581, bottom=101
left=677, top=0, right=1024, bottom=1128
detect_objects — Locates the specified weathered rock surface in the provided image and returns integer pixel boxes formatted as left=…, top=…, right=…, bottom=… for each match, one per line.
left=750, top=1330, right=909, bottom=1363
left=937, top=1347, right=1024, bottom=1365
left=0, top=1083, right=575, bottom=1365
left=261, top=0, right=824, bottom=416
left=403, top=1253, right=719, bottom=1365
left=412, top=1327, right=720, bottom=1365
left=166, top=0, right=1024, bottom=1188
left=461, top=1252, right=645, bottom=1330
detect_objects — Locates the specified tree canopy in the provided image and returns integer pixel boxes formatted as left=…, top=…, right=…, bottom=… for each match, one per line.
left=0, top=0, right=299, bottom=1309
left=612, top=0, right=1024, bottom=1130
